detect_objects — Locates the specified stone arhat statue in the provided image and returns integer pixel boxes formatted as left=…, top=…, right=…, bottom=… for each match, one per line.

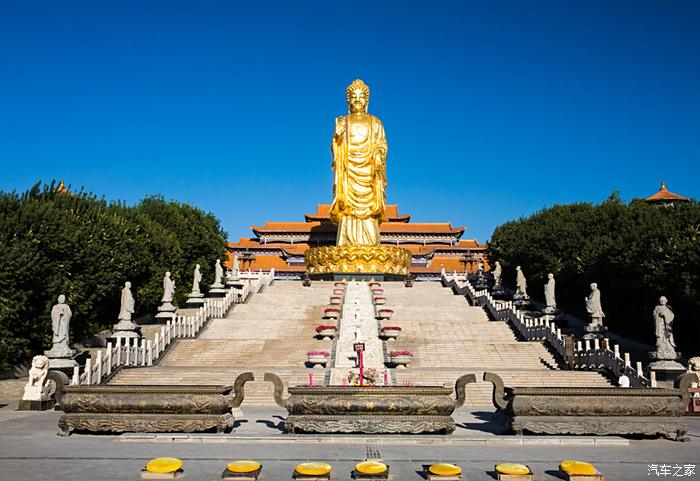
left=191, top=264, right=202, bottom=295
left=515, top=265, right=528, bottom=298
left=46, top=294, right=74, bottom=358
left=492, top=261, right=502, bottom=289
left=584, top=282, right=605, bottom=336
left=212, top=258, right=224, bottom=288
left=161, top=271, right=175, bottom=304
left=651, top=296, right=678, bottom=360
left=118, top=281, right=135, bottom=321
left=544, top=273, right=556, bottom=311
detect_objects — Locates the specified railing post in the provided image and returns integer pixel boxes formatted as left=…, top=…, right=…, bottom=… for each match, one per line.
left=124, top=338, right=131, bottom=366
left=636, top=361, right=643, bottom=375
left=95, top=351, right=103, bottom=384
left=72, top=366, right=80, bottom=385
left=650, top=371, right=657, bottom=388
left=613, top=344, right=620, bottom=358
left=593, top=339, right=600, bottom=350
left=147, top=340, right=153, bottom=366
left=85, top=358, right=93, bottom=385
left=106, top=342, right=113, bottom=375
left=154, top=332, right=160, bottom=357
left=115, top=337, right=122, bottom=366
left=584, top=340, right=591, bottom=351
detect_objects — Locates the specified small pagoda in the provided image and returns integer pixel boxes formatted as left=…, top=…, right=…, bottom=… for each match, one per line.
left=226, top=203, right=486, bottom=279
left=644, top=182, right=690, bottom=207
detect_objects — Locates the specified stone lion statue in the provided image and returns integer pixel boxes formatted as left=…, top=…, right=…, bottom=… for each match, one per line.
left=688, top=356, right=700, bottom=373
left=23, top=355, right=51, bottom=401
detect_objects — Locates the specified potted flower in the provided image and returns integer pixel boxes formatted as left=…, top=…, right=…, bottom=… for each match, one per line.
left=369, top=281, right=381, bottom=287
left=323, top=306, right=341, bottom=319
left=373, top=296, right=386, bottom=305
left=329, top=295, right=343, bottom=305
left=334, top=281, right=347, bottom=288
left=307, top=350, right=331, bottom=367
left=380, top=325, right=401, bottom=340
left=376, top=308, right=394, bottom=320
left=389, top=350, right=413, bottom=368
left=371, top=287, right=384, bottom=295
left=315, top=324, right=337, bottom=339
left=333, top=288, right=345, bottom=295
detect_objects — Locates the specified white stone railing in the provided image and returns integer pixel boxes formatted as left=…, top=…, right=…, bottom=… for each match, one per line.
left=74, top=286, right=239, bottom=386
left=441, top=273, right=654, bottom=388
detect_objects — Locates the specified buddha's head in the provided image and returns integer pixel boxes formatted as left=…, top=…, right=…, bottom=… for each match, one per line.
left=346, top=79, right=370, bottom=113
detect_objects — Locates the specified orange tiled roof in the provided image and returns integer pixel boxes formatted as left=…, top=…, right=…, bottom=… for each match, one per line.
left=252, top=221, right=463, bottom=235
left=644, top=182, right=689, bottom=203
left=305, top=204, right=410, bottom=222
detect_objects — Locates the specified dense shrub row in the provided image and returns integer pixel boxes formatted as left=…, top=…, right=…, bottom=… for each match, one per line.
left=0, top=182, right=227, bottom=373
left=489, top=193, right=700, bottom=357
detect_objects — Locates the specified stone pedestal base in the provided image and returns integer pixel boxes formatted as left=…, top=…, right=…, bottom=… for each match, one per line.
left=512, top=295, right=531, bottom=308
left=649, top=359, right=687, bottom=385
left=112, top=320, right=141, bottom=338
left=48, top=357, right=78, bottom=369
left=583, top=323, right=606, bottom=339
left=155, top=302, right=177, bottom=321
left=18, top=399, right=55, bottom=411
left=207, top=288, right=227, bottom=298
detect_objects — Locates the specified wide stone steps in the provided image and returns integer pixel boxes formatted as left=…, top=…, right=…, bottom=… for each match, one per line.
left=110, top=367, right=319, bottom=406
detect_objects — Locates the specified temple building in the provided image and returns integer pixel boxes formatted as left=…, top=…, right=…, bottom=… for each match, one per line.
left=227, top=204, right=486, bottom=278
left=644, top=182, right=690, bottom=207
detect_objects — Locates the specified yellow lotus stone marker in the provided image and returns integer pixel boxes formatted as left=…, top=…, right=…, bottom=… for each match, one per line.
left=295, top=462, right=333, bottom=476
left=355, top=460, right=388, bottom=475
left=495, top=463, right=530, bottom=475
left=428, top=463, right=462, bottom=476
left=227, top=460, right=261, bottom=473
left=145, top=457, right=183, bottom=474
left=560, top=460, right=597, bottom=476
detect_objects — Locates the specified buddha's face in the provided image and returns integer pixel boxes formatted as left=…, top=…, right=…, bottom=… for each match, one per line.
left=348, top=88, right=368, bottom=113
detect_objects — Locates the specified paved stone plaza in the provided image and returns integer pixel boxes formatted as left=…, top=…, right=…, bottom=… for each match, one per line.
left=0, top=408, right=698, bottom=481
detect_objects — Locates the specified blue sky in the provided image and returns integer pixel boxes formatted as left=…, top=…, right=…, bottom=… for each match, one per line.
left=1, top=1, right=698, bottom=242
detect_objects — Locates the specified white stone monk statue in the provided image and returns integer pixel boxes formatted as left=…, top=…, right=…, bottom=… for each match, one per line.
left=515, top=266, right=528, bottom=298
left=48, top=294, right=73, bottom=357
left=652, top=296, right=677, bottom=359
left=161, top=271, right=175, bottom=304
left=213, top=258, right=224, bottom=287
left=329, top=79, right=388, bottom=246
left=492, top=261, right=502, bottom=288
left=118, top=281, right=135, bottom=321
left=544, top=273, right=556, bottom=310
left=585, top=282, right=605, bottom=327
left=191, top=264, right=202, bottom=295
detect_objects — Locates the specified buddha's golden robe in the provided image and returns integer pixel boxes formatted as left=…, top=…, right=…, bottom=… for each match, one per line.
left=329, top=113, right=388, bottom=246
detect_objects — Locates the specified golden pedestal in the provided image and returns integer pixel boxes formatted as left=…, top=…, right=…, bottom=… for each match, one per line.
left=305, top=245, right=411, bottom=277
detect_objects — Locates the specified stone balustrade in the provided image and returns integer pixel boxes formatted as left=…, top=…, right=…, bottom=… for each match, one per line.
left=442, top=273, right=653, bottom=388
left=72, top=276, right=274, bottom=386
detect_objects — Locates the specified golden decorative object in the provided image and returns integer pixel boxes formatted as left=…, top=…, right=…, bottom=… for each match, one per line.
left=428, top=464, right=462, bottom=476
left=305, top=245, right=411, bottom=276
left=495, top=463, right=530, bottom=475
left=330, top=79, right=388, bottom=246
left=295, top=462, right=333, bottom=476
left=146, top=457, right=183, bottom=474
left=560, top=460, right=596, bottom=475
left=227, top=461, right=261, bottom=473
left=355, top=461, right=388, bottom=475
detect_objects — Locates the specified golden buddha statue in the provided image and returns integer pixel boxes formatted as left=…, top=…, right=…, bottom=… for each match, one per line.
left=305, top=79, right=410, bottom=277
left=329, top=79, right=387, bottom=246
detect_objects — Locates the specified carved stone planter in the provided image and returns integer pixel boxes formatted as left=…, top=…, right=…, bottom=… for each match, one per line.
left=389, top=354, right=412, bottom=368
left=58, top=373, right=253, bottom=435
left=315, top=326, right=337, bottom=340
left=329, top=296, right=343, bottom=305
left=332, top=288, right=345, bottom=295
left=483, top=371, right=698, bottom=441
left=307, top=353, right=330, bottom=367
left=323, top=307, right=341, bottom=319
left=371, top=288, right=384, bottom=295
left=264, top=373, right=477, bottom=435
left=376, top=308, right=394, bottom=320
left=373, top=296, right=386, bottom=305
left=380, top=326, right=401, bottom=341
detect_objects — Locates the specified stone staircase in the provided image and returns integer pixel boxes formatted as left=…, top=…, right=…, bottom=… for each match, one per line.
left=380, top=282, right=612, bottom=405
left=110, top=281, right=334, bottom=405
left=110, top=280, right=612, bottom=407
